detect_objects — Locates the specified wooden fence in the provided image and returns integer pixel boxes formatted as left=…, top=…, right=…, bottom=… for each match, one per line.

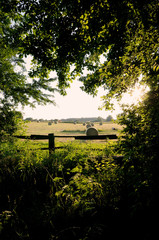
left=15, top=133, right=118, bottom=156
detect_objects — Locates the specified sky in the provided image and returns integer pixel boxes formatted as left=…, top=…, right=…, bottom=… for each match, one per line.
left=19, top=57, right=148, bottom=120
left=20, top=80, right=147, bottom=120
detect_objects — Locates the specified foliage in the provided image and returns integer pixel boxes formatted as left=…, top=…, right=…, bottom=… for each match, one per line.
left=0, top=106, right=24, bottom=141
left=0, top=140, right=122, bottom=240
left=0, top=0, right=158, bottom=107
left=0, top=0, right=158, bottom=135
left=0, top=1, right=159, bottom=238
left=0, top=9, right=57, bottom=108
left=0, top=8, right=58, bottom=136
left=116, top=87, right=159, bottom=238
left=0, top=128, right=158, bottom=239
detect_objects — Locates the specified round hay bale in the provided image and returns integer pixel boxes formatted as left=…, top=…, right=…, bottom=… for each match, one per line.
left=86, top=124, right=92, bottom=129
left=86, top=127, right=98, bottom=136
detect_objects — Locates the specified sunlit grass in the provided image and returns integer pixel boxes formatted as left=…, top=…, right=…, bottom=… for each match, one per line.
left=25, top=121, right=123, bottom=136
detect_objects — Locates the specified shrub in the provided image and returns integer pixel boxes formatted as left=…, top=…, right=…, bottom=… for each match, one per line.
left=0, top=107, right=24, bottom=142
left=116, top=88, right=159, bottom=239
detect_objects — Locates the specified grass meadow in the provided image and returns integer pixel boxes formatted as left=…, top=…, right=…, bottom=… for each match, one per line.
left=23, top=121, right=122, bottom=149
left=25, top=121, right=122, bottom=136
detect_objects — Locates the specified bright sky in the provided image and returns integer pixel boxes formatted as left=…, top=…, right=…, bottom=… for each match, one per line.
left=19, top=57, right=148, bottom=120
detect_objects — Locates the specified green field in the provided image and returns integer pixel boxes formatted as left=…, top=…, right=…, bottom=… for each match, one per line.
left=22, top=121, right=123, bottom=150
left=25, top=121, right=122, bottom=136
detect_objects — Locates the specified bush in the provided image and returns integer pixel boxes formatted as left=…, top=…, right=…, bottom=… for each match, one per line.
left=117, top=88, right=159, bottom=239
left=0, top=107, right=24, bottom=142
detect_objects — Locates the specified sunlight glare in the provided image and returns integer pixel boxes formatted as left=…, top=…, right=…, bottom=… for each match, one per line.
left=121, top=83, right=149, bottom=105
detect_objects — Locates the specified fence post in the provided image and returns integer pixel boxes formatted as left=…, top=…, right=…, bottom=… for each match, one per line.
left=48, top=133, right=55, bottom=155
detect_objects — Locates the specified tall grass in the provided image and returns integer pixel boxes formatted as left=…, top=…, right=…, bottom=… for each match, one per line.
left=0, top=139, right=121, bottom=240
left=1, top=137, right=154, bottom=239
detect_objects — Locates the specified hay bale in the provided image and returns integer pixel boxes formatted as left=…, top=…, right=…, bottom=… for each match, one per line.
left=86, top=124, right=92, bottom=129
left=86, top=127, right=98, bottom=136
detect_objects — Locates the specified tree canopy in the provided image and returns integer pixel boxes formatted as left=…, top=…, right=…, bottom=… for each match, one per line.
left=0, top=8, right=57, bottom=136
left=0, top=0, right=158, bottom=108
left=0, top=8, right=57, bottom=109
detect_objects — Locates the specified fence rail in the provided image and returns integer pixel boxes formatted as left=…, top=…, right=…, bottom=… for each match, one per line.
left=15, top=133, right=118, bottom=156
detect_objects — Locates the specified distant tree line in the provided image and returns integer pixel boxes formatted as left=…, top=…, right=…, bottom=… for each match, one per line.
left=24, top=116, right=114, bottom=123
